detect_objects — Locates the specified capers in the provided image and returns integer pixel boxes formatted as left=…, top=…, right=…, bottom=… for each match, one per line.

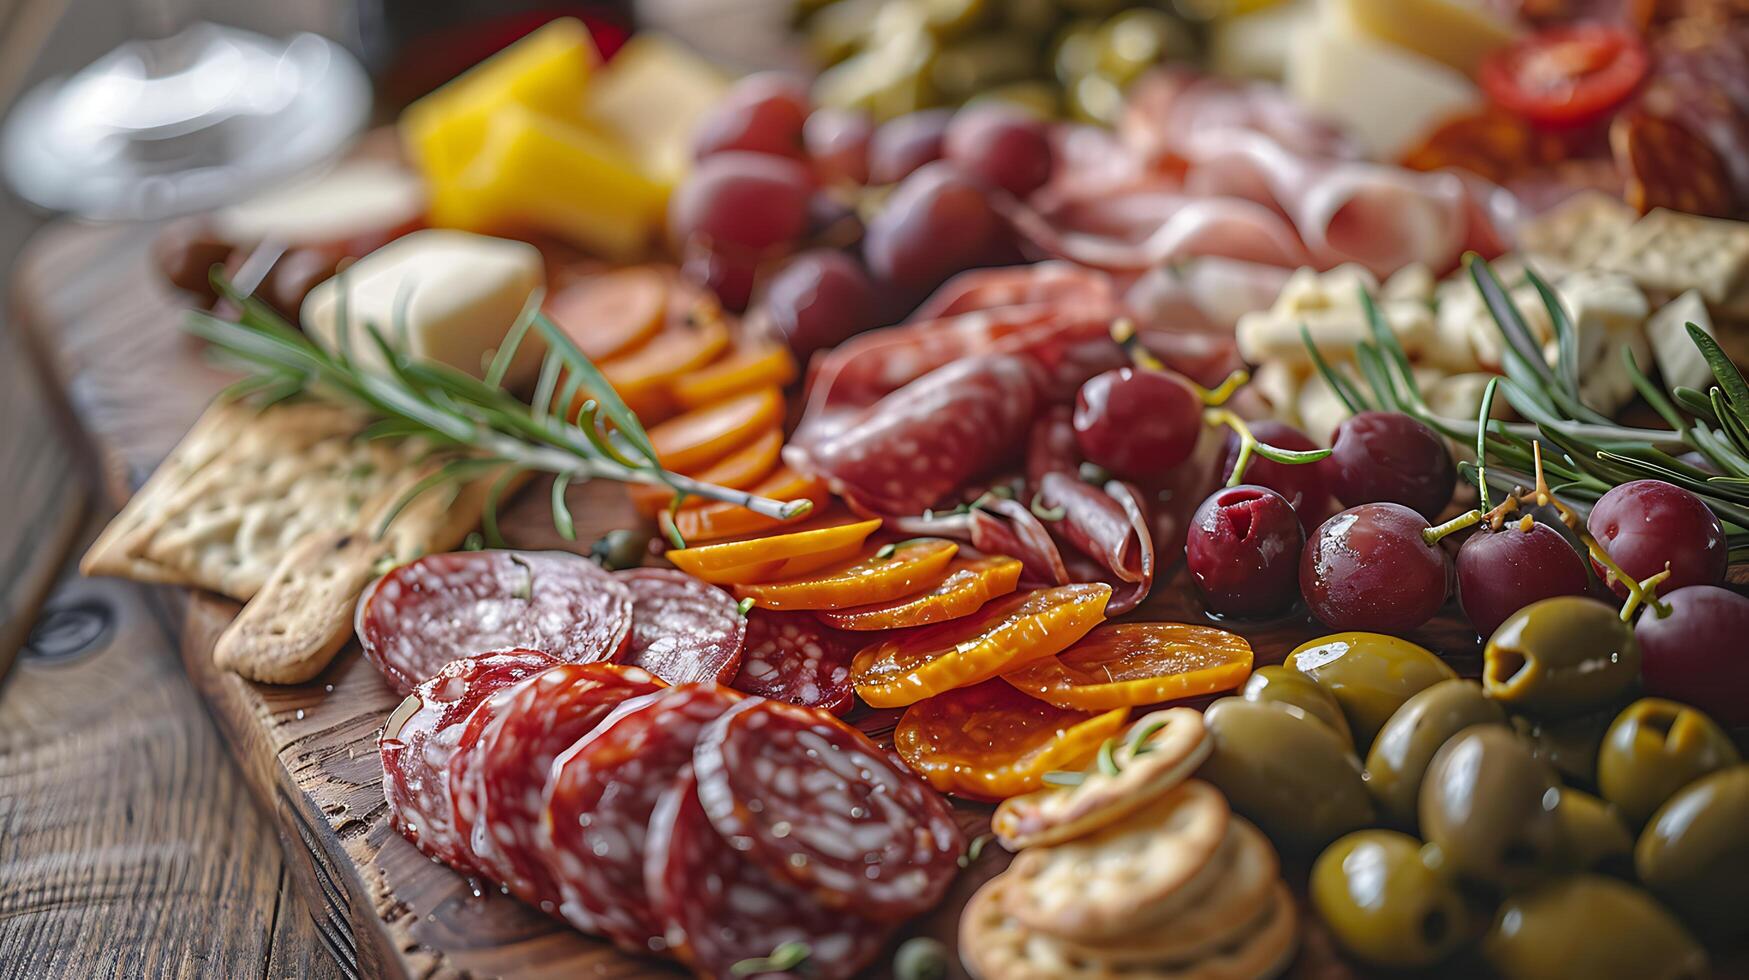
left=1550, top=789, right=1633, bottom=874
left=1285, top=632, right=1458, bottom=748
left=1483, top=875, right=1708, bottom=980
left=1240, top=665, right=1354, bottom=748
left=891, top=935, right=950, bottom=980
left=1418, top=725, right=1563, bottom=887
left=1364, top=679, right=1506, bottom=828
left=1199, top=697, right=1373, bottom=852
left=1483, top=596, right=1640, bottom=717
left=1636, top=765, right=1749, bottom=937
left=1596, top=698, right=1740, bottom=827
left=1311, top=829, right=1470, bottom=969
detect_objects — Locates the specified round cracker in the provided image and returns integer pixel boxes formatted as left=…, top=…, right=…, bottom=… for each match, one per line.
left=1004, top=779, right=1231, bottom=941
left=994, top=708, right=1210, bottom=850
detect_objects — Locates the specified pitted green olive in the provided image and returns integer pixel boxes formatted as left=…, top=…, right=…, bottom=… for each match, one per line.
left=1311, top=829, right=1470, bottom=969
left=1551, top=789, right=1633, bottom=873
left=1241, top=665, right=1354, bottom=748
left=1483, top=875, right=1708, bottom=980
left=1597, top=698, right=1740, bottom=827
left=1418, top=725, right=1563, bottom=887
left=1510, top=712, right=1610, bottom=787
left=1636, top=765, right=1749, bottom=937
left=1364, top=679, right=1506, bottom=828
left=1483, top=596, right=1640, bottom=717
left=1286, top=632, right=1458, bottom=748
left=1199, top=697, right=1373, bottom=852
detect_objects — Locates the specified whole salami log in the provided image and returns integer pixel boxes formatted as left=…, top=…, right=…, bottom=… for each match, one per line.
left=614, top=568, right=747, bottom=686
left=379, top=649, right=558, bottom=874
left=645, top=768, right=890, bottom=980
left=541, top=685, right=743, bottom=952
left=693, top=699, right=965, bottom=920
left=358, top=550, right=635, bottom=695
left=726, top=610, right=857, bottom=716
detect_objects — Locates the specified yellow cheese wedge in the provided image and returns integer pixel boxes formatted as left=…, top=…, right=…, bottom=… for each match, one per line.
left=1288, top=20, right=1481, bottom=159
left=1331, top=0, right=1520, bottom=76
left=584, top=34, right=728, bottom=184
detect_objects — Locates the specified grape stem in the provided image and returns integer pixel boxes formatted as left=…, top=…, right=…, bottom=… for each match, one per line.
left=1423, top=509, right=1483, bottom=546
left=1109, top=318, right=1165, bottom=371
left=1204, top=408, right=1334, bottom=488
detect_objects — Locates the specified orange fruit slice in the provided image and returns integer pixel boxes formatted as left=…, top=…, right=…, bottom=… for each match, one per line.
left=665, top=517, right=881, bottom=585
left=594, top=308, right=730, bottom=419
left=545, top=266, right=667, bottom=362
left=660, top=467, right=829, bottom=544
left=1003, top=623, right=1254, bottom=711
left=670, top=343, right=798, bottom=410
left=648, top=387, right=784, bottom=473
left=734, top=539, right=958, bottom=611
left=628, top=427, right=783, bottom=517
left=819, top=555, right=1023, bottom=631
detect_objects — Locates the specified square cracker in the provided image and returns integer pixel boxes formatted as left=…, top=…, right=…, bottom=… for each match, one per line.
left=1597, top=208, right=1749, bottom=304
left=1517, top=191, right=1639, bottom=273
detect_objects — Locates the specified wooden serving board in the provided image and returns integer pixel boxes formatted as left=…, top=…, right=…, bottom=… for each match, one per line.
left=12, top=218, right=1508, bottom=980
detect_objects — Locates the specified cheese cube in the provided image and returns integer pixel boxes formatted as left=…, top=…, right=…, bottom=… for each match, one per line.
left=1331, top=0, right=1521, bottom=75
left=214, top=160, right=426, bottom=249
left=1209, top=1, right=1312, bottom=81
left=584, top=34, right=728, bottom=184
left=1646, top=290, right=1716, bottom=393
left=1552, top=271, right=1650, bottom=415
left=1288, top=18, right=1482, bottom=159
left=301, top=230, right=545, bottom=386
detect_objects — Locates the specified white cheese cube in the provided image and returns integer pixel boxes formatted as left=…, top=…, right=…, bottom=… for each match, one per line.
left=1551, top=271, right=1650, bottom=415
left=214, top=160, right=426, bottom=249
left=302, top=229, right=545, bottom=385
left=1645, top=290, right=1716, bottom=393
left=1287, top=16, right=1483, bottom=159
left=1209, top=0, right=1312, bottom=80
left=1382, top=263, right=1437, bottom=304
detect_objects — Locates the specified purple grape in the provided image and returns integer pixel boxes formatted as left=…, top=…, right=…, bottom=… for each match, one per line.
left=1456, top=521, right=1591, bottom=639
left=1636, top=585, right=1749, bottom=726
left=1587, top=480, right=1727, bottom=597
left=760, top=249, right=877, bottom=359
left=1326, top=411, right=1457, bottom=520
left=1186, top=485, right=1305, bottom=617
left=1301, top=503, right=1451, bottom=633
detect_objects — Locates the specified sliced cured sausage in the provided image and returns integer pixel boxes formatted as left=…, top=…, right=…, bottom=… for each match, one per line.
left=358, top=550, right=635, bottom=695
left=542, top=685, right=743, bottom=951
left=1034, top=473, right=1158, bottom=616
left=379, top=649, right=557, bottom=874
left=615, top=568, right=746, bottom=686
left=693, top=699, right=965, bottom=920
left=726, top=611, right=858, bottom=716
left=645, top=768, right=891, bottom=980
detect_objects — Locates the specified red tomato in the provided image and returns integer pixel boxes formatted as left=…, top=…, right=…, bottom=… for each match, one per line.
left=1479, top=24, right=1650, bottom=128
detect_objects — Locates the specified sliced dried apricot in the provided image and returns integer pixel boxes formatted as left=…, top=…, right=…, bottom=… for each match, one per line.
left=661, top=467, right=830, bottom=544
left=819, top=556, right=1023, bottom=631
left=850, top=583, right=1112, bottom=709
left=1003, top=623, right=1254, bottom=711
left=894, top=680, right=1129, bottom=801
left=733, top=539, right=958, bottom=611
left=628, top=427, right=782, bottom=516
left=665, top=517, right=881, bottom=584
left=648, top=387, right=784, bottom=473
left=545, top=266, right=667, bottom=362
left=594, top=308, right=730, bottom=418
left=670, top=343, right=798, bottom=410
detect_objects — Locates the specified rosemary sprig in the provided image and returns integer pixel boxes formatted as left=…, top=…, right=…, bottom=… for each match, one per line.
left=187, top=276, right=812, bottom=538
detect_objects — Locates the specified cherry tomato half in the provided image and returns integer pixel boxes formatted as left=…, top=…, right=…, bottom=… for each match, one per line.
left=1479, top=24, right=1649, bottom=129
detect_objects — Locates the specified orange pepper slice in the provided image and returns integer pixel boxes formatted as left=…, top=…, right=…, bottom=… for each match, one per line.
left=819, top=555, right=1023, bottom=631
left=733, top=539, right=958, bottom=611
left=670, top=343, right=798, bottom=410
left=593, top=308, right=730, bottom=419
left=660, top=467, right=829, bottom=544
left=1003, top=623, right=1254, bottom=711
left=850, top=583, right=1112, bottom=709
left=648, top=387, right=784, bottom=473
left=665, top=517, right=881, bottom=584
left=545, top=266, right=667, bottom=362
left=628, top=427, right=783, bottom=517
left=894, top=680, right=1129, bottom=801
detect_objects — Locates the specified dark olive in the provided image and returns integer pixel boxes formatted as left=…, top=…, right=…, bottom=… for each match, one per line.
left=1483, top=596, right=1640, bottom=717
left=1241, top=665, right=1354, bottom=748
left=1286, top=632, right=1458, bottom=748
left=1311, top=829, right=1470, bottom=969
left=591, top=528, right=651, bottom=570
left=1510, top=712, right=1610, bottom=787
left=1636, top=765, right=1749, bottom=937
left=1551, top=789, right=1633, bottom=873
left=1419, top=725, right=1563, bottom=887
left=1200, top=697, right=1373, bottom=852
left=1364, top=679, right=1506, bottom=828
left=1483, top=875, right=1708, bottom=980
left=1596, top=698, right=1740, bottom=827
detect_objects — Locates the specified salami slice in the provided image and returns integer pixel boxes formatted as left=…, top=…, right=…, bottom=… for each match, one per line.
left=449, top=663, right=664, bottom=907
left=693, top=699, right=965, bottom=920
left=645, top=767, right=890, bottom=980
left=358, top=550, right=635, bottom=694
left=1035, top=473, right=1157, bottom=616
left=726, top=611, right=857, bottom=716
left=541, top=685, right=743, bottom=950
left=379, top=649, right=558, bottom=874
left=614, top=568, right=747, bottom=686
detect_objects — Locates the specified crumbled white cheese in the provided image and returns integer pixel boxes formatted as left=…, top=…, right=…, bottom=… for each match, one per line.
left=1551, top=271, right=1651, bottom=415
left=1645, top=290, right=1715, bottom=394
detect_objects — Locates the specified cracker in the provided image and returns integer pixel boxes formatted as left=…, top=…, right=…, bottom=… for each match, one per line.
left=1516, top=191, right=1638, bottom=272
left=993, top=709, right=1209, bottom=850
left=1597, top=207, right=1749, bottom=304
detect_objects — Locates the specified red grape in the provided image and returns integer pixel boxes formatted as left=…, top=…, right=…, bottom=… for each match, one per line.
left=860, top=161, right=1006, bottom=294
left=1456, top=521, right=1591, bottom=639
left=1586, top=480, right=1727, bottom=596
left=867, top=109, right=952, bottom=184
left=1635, top=585, right=1749, bottom=725
left=1186, top=485, right=1305, bottom=618
left=681, top=245, right=759, bottom=312
left=1326, top=411, right=1456, bottom=520
left=803, top=106, right=874, bottom=185
left=1217, top=420, right=1335, bottom=532
left=943, top=105, right=1054, bottom=198
left=692, top=73, right=809, bottom=160
left=1301, top=503, right=1451, bottom=633
left=759, top=249, right=877, bottom=358
left=669, top=152, right=815, bottom=253
left=1071, top=366, right=1203, bottom=483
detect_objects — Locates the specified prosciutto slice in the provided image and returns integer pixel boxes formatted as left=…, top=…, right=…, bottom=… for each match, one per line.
left=1034, top=473, right=1157, bottom=616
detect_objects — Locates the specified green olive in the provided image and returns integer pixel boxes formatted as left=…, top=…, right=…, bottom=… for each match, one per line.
left=963, top=80, right=1060, bottom=119
left=1092, top=9, right=1193, bottom=85
left=1636, top=765, right=1749, bottom=937
left=1241, top=665, right=1354, bottom=748
left=1551, top=789, right=1633, bottom=873
left=1286, top=632, right=1459, bottom=749
left=1199, top=697, right=1373, bottom=852
left=591, top=528, right=650, bottom=571
left=1049, top=19, right=1101, bottom=85
left=1418, top=725, right=1563, bottom=887
left=999, top=0, right=1062, bottom=37
left=1483, top=596, right=1640, bottom=717
left=1483, top=875, right=1708, bottom=980
left=1510, top=711, right=1610, bottom=787
left=1064, top=71, right=1124, bottom=125
left=929, top=35, right=1036, bottom=101
left=1311, top=829, right=1470, bottom=969
left=918, top=0, right=989, bottom=39
left=1597, top=698, right=1741, bottom=827
left=1364, top=679, right=1506, bottom=829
